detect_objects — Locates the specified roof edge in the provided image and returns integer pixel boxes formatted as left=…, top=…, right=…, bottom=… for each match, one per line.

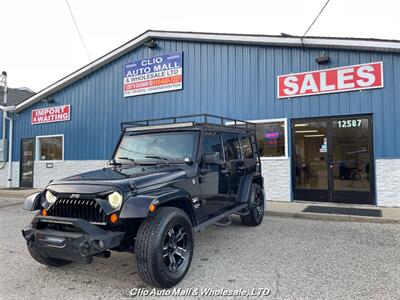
left=15, top=30, right=400, bottom=112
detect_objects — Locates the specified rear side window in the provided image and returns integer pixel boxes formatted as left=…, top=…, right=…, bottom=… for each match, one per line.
left=223, top=134, right=241, bottom=160
left=240, top=136, right=254, bottom=159
left=203, top=133, right=224, bottom=161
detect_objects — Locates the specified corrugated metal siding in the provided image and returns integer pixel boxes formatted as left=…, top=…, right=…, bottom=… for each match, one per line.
left=12, top=40, right=400, bottom=160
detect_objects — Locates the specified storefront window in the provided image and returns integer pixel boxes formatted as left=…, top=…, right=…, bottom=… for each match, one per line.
left=255, top=121, right=287, bottom=158
left=37, top=135, right=63, bottom=161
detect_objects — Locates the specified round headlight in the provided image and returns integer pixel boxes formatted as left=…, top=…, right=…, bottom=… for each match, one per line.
left=108, top=191, right=122, bottom=209
left=45, top=190, right=57, bottom=203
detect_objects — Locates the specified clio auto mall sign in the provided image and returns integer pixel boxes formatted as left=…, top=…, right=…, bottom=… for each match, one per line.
left=277, top=62, right=383, bottom=99
left=123, top=52, right=183, bottom=97
left=32, top=105, right=71, bottom=125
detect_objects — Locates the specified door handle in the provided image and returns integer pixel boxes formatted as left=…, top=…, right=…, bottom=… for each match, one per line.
left=221, top=169, right=230, bottom=174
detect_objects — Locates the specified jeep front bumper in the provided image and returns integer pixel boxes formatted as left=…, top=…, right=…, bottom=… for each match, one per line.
left=22, top=216, right=124, bottom=263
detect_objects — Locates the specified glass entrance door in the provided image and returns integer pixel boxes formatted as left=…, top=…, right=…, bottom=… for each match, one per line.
left=292, top=115, right=374, bottom=205
left=293, top=120, right=329, bottom=201
left=20, top=138, right=35, bottom=188
left=330, top=118, right=373, bottom=204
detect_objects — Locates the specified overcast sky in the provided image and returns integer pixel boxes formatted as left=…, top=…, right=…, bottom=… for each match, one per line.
left=1, top=0, right=399, bottom=92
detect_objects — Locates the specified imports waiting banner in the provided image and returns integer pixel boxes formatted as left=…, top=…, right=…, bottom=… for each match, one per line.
left=32, top=105, right=71, bottom=125
left=123, top=52, right=183, bottom=97
left=277, top=62, right=383, bottom=99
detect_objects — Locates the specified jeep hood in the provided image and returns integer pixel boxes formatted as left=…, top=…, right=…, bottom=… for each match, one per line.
left=48, top=166, right=189, bottom=192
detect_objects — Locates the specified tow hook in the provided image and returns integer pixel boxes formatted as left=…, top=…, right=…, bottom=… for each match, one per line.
left=21, top=227, right=34, bottom=246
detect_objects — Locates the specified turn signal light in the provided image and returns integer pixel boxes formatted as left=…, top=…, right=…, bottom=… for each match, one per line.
left=41, top=209, right=47, bottom=216
left=148, top=204, right=156, bottom=213
left=110, top=213, right=119, bottom=224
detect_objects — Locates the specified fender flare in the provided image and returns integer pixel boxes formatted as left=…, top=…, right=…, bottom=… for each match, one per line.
left=23, top=192, right=42, bottom=211
left=119, top=188, right=196, bottom=221
left=238, top=174, right=263, bottom=203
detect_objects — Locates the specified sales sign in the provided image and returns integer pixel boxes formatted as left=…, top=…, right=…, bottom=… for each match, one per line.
left=277, top=62, right=383, bottom=99
left=32, top=105, right=71, bottom=125
left=123, top=52, right=183, bottom=97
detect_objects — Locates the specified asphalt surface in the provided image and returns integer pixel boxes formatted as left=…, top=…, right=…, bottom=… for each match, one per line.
left=0, top=197, right=399, bottom=300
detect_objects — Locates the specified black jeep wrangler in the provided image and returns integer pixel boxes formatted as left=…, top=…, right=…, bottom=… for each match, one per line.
left=22, top=114, right=265, bottom=288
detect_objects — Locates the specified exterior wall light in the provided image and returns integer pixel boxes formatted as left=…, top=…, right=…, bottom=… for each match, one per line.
left=144, top=40, right=157, bottom=49
left=316, top=55, right=330, bottom=64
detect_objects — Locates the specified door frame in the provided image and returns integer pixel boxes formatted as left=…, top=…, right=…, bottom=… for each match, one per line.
left=19, top=138, right=35, bottom=188
left=291, top=113, right=375, bottom=205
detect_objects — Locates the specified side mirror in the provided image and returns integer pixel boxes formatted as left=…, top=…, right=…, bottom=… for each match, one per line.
left=204, top=152, right=223, bottom=165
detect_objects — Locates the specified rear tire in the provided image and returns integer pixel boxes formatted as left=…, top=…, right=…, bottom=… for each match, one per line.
left=135, top=207, right=194, bottom=288
left=241, top=183, right=264, bottom=226
left=27, top=244, right=71, bottom=267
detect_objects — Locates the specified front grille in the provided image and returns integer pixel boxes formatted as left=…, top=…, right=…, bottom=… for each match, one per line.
left=47, top=198, right=106, bottom=224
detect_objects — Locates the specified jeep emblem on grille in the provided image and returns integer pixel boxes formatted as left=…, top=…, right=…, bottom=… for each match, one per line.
left=70, top=194, right=80, bottom=199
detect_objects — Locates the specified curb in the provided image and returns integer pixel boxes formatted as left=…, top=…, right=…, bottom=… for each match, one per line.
left=266, top=210, right=399, bottom=224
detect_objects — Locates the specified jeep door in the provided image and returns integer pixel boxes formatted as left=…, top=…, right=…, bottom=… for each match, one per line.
left=222, top=133, right=245, bottom=206
left=198, top=132, right=230, bottom=219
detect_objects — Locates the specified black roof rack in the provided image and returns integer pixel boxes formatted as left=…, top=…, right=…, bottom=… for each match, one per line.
left=121, top=114, right=256, bottom=131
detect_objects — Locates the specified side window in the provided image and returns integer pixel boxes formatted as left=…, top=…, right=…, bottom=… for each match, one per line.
left=240, top=136, right=254, bottom=159
left=223, top=134, right=241, bottom=161
left=203, top=133, right=224, bottom=162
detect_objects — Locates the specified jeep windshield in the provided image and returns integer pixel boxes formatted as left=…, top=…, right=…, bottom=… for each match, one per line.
left=114, top=131, right=199, bottom=165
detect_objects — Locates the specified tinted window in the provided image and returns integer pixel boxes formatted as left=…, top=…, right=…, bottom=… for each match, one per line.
left=223, top=135, right=241, bottom=160
left=38, top=136, right=63, bottom=161
left=240, top=136, right=254, bottom=159
left=203, top=133, right=224, bottom=161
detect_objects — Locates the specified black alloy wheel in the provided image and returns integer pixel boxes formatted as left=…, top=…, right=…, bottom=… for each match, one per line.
left=253, top=187, right=264, bottom=220
left=241, top=183, right=265, bottom=226
left=162, top=224, right=188, bottom=273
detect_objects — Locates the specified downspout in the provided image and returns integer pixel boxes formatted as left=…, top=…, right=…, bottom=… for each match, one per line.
left=0, top=110, right=6, bottom=169
left=5, top=113, right=13, bottom=187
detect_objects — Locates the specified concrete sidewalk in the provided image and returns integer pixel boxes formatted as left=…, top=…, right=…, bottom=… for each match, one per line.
left=0, top=188, right=40, bottom=198
left=267, top=201, right=400, bottom=224
left=0, top=188, right=399, bottom=224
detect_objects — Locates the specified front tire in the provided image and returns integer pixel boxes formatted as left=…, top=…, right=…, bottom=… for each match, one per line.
left=241, top=183, right=265, bottom=226
left=27, top=244, right=71, bottom=267
left=135, top=207, right=194, bottom=288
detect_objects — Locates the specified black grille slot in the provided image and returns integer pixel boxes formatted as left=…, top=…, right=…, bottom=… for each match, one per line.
left=47, top=198, right=106, bottom=223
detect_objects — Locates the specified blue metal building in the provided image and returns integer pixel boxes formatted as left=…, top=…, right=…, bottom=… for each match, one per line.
left=1, top=30, right=399, bottom=207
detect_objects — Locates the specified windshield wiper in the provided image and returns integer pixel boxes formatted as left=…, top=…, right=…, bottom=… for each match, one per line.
left=116, top=157, right=137, bottom=165
left=144, top=155, right=170, bottom=165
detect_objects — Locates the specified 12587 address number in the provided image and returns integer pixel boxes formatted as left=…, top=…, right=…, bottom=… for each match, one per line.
left=337, top=119, right=362, bottom=128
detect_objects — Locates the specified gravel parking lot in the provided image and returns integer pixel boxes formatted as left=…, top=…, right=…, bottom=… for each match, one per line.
left=0, top=197, right=399, bottom=300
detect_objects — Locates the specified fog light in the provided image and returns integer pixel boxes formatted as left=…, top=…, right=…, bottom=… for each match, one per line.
left=110, top=213, right=118, bottom=224
left=91, top=239, right=105, bottom=250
